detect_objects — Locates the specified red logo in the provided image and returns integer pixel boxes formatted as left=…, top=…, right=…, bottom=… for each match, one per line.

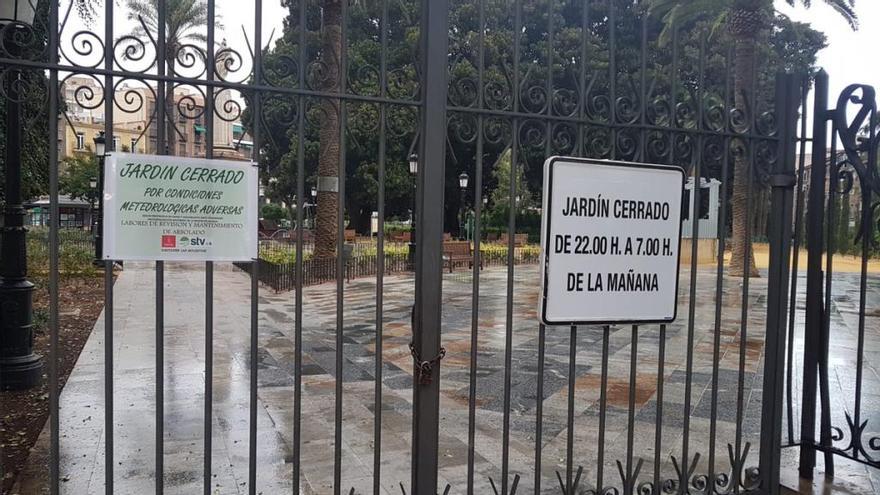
left=161, top=235, right=176, bottom=248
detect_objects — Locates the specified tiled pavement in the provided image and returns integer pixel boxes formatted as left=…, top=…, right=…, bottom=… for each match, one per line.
left=11, top=262, right=880, bottom=494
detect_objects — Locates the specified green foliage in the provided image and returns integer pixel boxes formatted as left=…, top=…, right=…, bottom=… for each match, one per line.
left=59, top=155, right=100, bottom=204
left=245, top=0, right=827, bottom=237
left=261, top=203, right=288, bottom=222
left=26, top=228, right=98, bottom=278
left=0, top=0, right=52, bottom=206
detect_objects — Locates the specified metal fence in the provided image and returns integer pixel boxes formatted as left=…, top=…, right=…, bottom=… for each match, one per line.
left=781, top=72, right=880, bottom=479
left=0, top=0, right=851, bottom=494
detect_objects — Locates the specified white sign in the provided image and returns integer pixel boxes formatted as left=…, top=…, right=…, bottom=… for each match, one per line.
left=103, top=153, right=258, bottom=261
left=539, top=157, right=685, bottom=325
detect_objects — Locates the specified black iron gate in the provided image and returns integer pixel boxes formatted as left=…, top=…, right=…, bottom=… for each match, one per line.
left=784, top=70, right=880, bottom=482
left=0, top=0, right=821, bottom=494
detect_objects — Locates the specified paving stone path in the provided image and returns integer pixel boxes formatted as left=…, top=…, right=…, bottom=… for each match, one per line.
left=13, top=261, right=880, bottom=494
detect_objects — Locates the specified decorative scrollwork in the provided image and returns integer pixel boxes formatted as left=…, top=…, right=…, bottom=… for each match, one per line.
left=0, top=66, right=42, bottom=103
left=214, top=88, right=245, bottom=123
left=448, top=74, right=478, bottom=108
left=215, top=45, right=249, bottom=84
left=0, top=16, right=44, bottom=61
left=113, top=35, right=154, bottom=74
left=826, top=412, right=880, bottom=466
left=448, top=112, right=478, bottom=145
left=172, top=43, right=207, bottom=79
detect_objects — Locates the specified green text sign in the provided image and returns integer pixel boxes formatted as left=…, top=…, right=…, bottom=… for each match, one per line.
left=103, top=153, right=258, bottom=261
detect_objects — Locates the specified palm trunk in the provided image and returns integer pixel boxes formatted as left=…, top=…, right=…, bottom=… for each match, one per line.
left=728, top=12, right=760, bottom=278
left=314, top=0, right=343, bottom=260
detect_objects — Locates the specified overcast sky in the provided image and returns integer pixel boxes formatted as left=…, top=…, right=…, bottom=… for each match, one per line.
left=775, top=0, right=879, bottom=105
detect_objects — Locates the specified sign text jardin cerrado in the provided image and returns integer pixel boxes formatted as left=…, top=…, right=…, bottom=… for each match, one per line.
left=102, top=153, right=258, bottom=261
left=539, top=157, right=685, bottom=325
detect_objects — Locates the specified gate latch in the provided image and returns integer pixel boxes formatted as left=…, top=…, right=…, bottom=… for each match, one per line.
left=409, top=341, right=446, bottom=386
left=769, top=173, right=797, bottom=188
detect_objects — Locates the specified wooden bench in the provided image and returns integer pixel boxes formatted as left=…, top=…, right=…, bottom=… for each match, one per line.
left=443, top=240, right=480, bottom=273
left=390, top=231, right=411, bottom=242
left=498, top=233, right=529, bottom=247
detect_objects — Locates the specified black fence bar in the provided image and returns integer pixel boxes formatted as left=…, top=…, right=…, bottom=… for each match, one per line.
left=565, top=325, right=577, bottom=493
left=373, top=0, right=389, bottom=490
left=249, top=2, right=263, bottom=492
left=799, top=70, right=829, bottom=478
left=47, top=0, right=60, bottom=492
left=334, top=18, right=349, bottom=491
left=653, top=325, right=667, bottom=493
left=466, top=0, right=486, bottom=488
left=596, top=325, right=610, bottom=491
left=156, top=260, right=164, bottom=494
left=155, top=0, right=167, bottom=491
left=293, top=0, right=307, bottom=487
left=758, top=72, right=799, bottom=495
left=785, top=77, right=811, bottom=447
left=533, top=324, right=546, bottom=495
left=204, top=1, right=216, bottom=492
left=411, top=0, right=449, bottom=491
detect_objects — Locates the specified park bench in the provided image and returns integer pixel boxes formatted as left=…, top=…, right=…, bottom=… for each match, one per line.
left=443, top=240, right=480, bottom=273
left=498, top=232, right=529, bottom=247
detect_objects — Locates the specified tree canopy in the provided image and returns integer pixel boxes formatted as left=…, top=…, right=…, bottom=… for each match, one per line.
left=247, top=0, right=828, bottom=234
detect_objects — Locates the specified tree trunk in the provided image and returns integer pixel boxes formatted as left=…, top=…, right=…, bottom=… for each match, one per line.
left=728, top=13, right=760, bottom=278
left=314, top=0, right=343, bottom=259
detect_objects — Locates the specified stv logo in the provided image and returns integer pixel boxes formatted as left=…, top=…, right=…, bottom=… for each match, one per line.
left=161, top=235, right=177, bottom=248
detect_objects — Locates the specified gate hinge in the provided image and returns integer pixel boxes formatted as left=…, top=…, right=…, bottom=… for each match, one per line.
left=769, top=173, right=797, bottom=188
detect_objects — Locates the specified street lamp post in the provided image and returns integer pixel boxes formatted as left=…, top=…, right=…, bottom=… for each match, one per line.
left=0, top=2, right=43, bottom=389
left=88, top=176, right=97, bottom=235
left=458, top=172, right=469, bottom=240
left=93, top=132, right=105, bottom=264
left=310, top=186, right=317, bottom=230
left=408, top=154, right=418, bottom=267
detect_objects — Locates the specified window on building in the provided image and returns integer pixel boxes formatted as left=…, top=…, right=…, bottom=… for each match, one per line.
left=179, top=143, right=187, bottom=156
left=75, top=132, right=85, bottom=150
left=112, top=136, right=120, bottom=151
left=131, top=138, right=138, bottom=153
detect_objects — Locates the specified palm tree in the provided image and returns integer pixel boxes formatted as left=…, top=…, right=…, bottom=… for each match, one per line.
left=125, top=0, right=214, bottom=155
left=648, top=0, right=857, bottom=277
left=314, top=0, right=344, bottom=259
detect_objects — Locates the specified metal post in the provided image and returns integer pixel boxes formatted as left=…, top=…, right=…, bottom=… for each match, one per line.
left=411, top=0, right=449, bottom=491
left=459, top=186, right=466, bottom=240
left=95, top=155, right=104, bottom=262
left=0, top=23, right=42, bottom=390
left=760, top=73, right=799, bottom=494
left=410, top=172, right=417, bottom=268
left=799, top=69, right=829, bottom=479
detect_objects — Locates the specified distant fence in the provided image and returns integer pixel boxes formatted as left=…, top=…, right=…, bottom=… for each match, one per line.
left=237, top=240, right=541, bottom=292
left=0, top=227, right=95, bottom=266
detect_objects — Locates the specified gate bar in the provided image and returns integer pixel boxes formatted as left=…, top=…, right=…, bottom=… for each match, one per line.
left=411, top=0, right=450, bottom=490
left=373, top=1, right=389, bottom=493
left=292, top=0, right=307, bottom=488
left=204, top=1, right=216, bottom=493
left=799, top=69, right=829, bottom=478
left=155, top=0, right=167, bottom=489
left=759, top=72, right=799, bottom=495
left=48, top=0, right=61, bottom=490
left=249, top=2, right=263, bottom=493
left=101, top=0, right=116, bottom=490
left=785, top=78, right=810, bottom=446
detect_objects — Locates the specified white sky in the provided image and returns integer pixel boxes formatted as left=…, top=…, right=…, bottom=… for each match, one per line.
left=775, top=0, right=880, bottom=103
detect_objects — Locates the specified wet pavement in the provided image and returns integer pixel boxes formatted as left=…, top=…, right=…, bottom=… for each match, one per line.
left=10, top=261, right=880, bottom=494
